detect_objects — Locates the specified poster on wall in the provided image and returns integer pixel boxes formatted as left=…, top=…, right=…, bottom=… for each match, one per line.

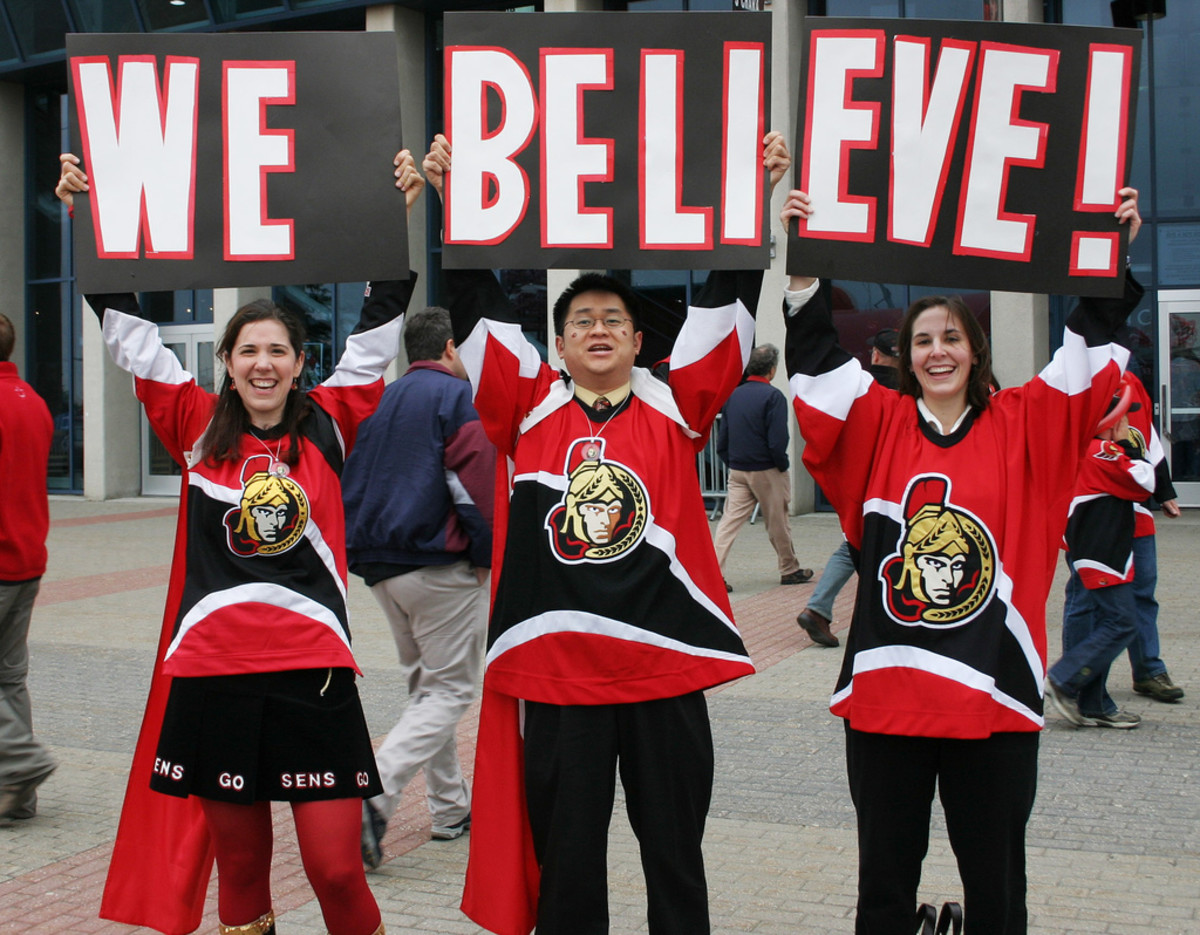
left=789, top=18, right=1141, bottom=298
left=66, top=32, right=409, bottom=294
left=441, top=11, right=772, bottom=270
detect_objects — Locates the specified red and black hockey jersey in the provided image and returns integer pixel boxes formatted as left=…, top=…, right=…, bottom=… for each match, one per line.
left=1064, top=437, right=1155, bottom=588
left=784, top=274, right=1142, bottom=740
left=94, top=277, right=414, bottom=935
left=449, top=267, right=760, bottom=935
left=1125, top=376, right=1177, bottom=537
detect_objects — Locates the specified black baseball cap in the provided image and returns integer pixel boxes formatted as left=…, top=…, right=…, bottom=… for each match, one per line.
left=869, top=329, right=899, bottom=357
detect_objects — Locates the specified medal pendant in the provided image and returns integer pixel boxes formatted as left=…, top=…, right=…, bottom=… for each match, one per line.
left=271, top=462, right=289, bottom=477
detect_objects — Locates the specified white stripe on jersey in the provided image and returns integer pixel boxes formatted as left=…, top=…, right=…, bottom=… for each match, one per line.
left=486, top=609, right=750, bottom=669
left=790, top=359, right=873, bottom=423
left=671, top=298, right=754, bottom=372
left=322, top=314, right=404, bottom=389
left=1040, top=327, right=1129, bottom=395
left=842, top=645, right=1043, bottom=727
left=165, top=581, right=351, bottom=661
left=460, top=318, right=543, bottom=405
left=103, top=309, right=191, bottom=385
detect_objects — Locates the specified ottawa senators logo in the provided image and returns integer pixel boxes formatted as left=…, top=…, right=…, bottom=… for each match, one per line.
left=879, top=475, right=995, bottom=627
left=546, top=438, right=648, bottom=562
left=1126, top=425, right=1147, bottom=458
left=224, top=455, right=310, bottom=557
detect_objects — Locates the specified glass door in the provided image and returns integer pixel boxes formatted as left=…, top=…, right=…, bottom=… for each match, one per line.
left=1158, top=291, right=1200, bottom=507
left=141, top=324, right=216, bottom=496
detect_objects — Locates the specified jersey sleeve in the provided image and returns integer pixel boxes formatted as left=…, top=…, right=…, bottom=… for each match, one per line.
left=1009, top=272, right=1144, bottom=485
left=782, top=281, right=895, bottom=548
left=447, top=268, right=559, bottom=458
left=308, top=275, right=416, bottom=455
left=86, top=293, right=216, bottom=466
left=667, top=269, right=763, bottom=444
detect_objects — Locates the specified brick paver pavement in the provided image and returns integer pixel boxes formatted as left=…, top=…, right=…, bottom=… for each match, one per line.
left=1, top=497, right=1197, bottom=933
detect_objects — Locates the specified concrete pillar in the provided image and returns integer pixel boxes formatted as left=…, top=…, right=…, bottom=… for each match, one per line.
left=774, top=0, right=813, bottom=513
left=369, top=3, right=429, bottom=381
left=0, top=83, right=24, bottom=367
left=82, top=314, right=141, bottom=499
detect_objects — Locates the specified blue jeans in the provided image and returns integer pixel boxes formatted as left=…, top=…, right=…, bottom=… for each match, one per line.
left=1052, top=555, right=1138, bottom=717
left=1062, top=536, right=1164, bottom=683
left=807, top=540, right=855, bottom=620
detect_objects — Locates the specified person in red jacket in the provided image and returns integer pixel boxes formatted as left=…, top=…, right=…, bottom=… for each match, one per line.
left=0, top=312, right=57, bottom=821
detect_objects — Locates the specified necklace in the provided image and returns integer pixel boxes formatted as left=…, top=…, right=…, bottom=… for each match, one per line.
left=577, top=392, right=631, bottom=460
left=251, top=432, right=289, bottom=477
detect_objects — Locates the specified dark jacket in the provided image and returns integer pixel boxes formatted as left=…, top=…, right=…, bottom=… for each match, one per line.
left=343, top=360, right=495, bottom=580
left=717, top=376, right=790, bottom=472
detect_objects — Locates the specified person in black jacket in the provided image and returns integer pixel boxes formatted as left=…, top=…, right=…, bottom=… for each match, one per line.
left=712, top=343, right=813, bottom=589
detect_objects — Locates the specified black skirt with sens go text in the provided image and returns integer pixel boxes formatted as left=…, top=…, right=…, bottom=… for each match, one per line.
left=151, top=666, right=383, bottom=804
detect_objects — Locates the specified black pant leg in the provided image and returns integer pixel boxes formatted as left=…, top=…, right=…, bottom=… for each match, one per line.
left=617, top=692, right=715, bottom=935
left=523, top=701, right=619, bottom=935
left=845, top=725, right=939, bottom=935
left=939, top=732, right=1039, bottom=935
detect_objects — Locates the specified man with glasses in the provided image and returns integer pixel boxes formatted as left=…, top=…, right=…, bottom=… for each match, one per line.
left=423, top=132, right=790, bottom=935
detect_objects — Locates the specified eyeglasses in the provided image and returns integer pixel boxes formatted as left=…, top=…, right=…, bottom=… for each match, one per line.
left=565, top=315, right=631, bottom=331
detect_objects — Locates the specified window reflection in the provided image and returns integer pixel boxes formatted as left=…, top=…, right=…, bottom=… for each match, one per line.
left=66, top=0, right=140, bottom=32
left=5, top=0, right=69, bottom=57
left=134, top=0, right=211, bottom=31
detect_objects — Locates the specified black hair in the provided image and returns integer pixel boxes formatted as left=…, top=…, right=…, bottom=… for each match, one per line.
left=552, top=273, right=642, bottom=336
left=404, top=306, right=454, bottom=362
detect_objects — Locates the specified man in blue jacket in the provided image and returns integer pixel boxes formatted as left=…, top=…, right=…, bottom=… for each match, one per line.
left=342, top=304, right=496, bottom=867
left=712, top=343, right=812, bottom=589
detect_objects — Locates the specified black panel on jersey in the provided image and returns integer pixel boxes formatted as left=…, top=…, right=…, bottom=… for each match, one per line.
left=488, top=481, right=747, bottom=659
left=173, top=489, right=349, bottom=640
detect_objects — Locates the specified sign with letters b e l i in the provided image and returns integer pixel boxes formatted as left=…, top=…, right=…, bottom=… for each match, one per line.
left=441, top=12, right=772, bottom=271
left=791, top=19, right=1141, bottom=298
left=67, top=32, right=408, bottom=294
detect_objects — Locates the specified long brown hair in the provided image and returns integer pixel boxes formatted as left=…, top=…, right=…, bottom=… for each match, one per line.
left=897, top=295, right=995, bottom=414
left=202, top=299, right=310, bottom=466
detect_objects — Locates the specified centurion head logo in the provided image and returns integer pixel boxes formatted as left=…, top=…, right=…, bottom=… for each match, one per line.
left=224, top=455, right=310, bottom=557
left=546, top=438, right=648, bottom=562
left=879, top=475, right=995, bottom=627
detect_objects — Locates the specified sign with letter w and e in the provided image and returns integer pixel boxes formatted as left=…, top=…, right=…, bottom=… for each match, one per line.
left=790, top=18, right=1141, bottom=298
left=440, top=11, right=772, bottom=271
left=67, top=32, right=409, bottom=294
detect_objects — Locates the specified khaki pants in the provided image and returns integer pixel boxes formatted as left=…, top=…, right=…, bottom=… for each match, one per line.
left=367, top=561, right=488, bottom=827
left=712, top=468, right=800, bottom=576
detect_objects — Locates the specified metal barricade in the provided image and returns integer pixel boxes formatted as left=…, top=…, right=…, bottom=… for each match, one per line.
left=698, top=413, right=727, bottom=520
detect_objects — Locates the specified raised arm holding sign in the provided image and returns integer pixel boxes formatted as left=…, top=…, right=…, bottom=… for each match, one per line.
left=434, top=130, right=790, bottom=935
left=58, top=149, right=423, bottom=935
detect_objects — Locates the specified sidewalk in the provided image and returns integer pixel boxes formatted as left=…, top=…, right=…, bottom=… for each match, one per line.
left=1, top=496, right=1197, bottom=933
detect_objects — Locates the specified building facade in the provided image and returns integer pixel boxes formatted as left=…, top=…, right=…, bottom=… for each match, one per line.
left=3, top=0, right=1197, bottom=504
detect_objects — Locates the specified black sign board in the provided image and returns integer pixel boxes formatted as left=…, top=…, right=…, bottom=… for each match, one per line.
left=67, top=32, right=409, bottom=293
left=790, top=19, right=1141, bottom=297
left=441, top=12, right=772, bottom=270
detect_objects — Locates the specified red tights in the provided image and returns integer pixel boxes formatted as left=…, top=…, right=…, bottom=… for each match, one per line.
left=201, top=797, right=381, bottom=935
